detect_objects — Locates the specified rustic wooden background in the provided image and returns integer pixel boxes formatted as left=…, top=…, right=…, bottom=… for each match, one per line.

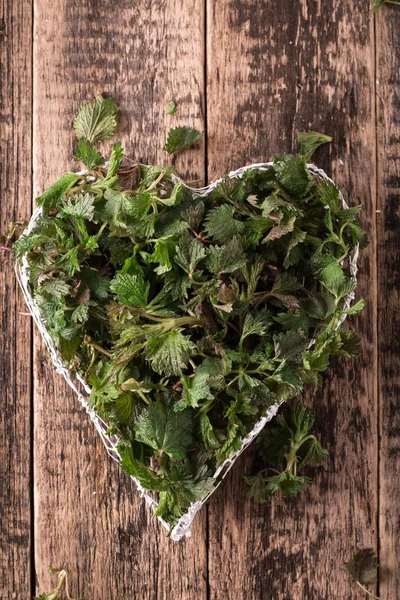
left=1, top=1, right=399, bottom=598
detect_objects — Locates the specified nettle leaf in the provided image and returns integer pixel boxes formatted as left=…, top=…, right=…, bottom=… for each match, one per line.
left=141, top=238, right=176, bottom=275
left=243, top=473, right=271, bottom=503
left=247, top=402, right=328, bottom=503
left=124, top=192, right=152, bottom=218
left=175, top=369, right=213, bottom=410
left=207, top=237, right=247, bottom=274
left=265, top=471, right=310, bottom=496
left=36, top=172, right=79, bottom=210
left=310, top=254, right=347, bottom=296
left=166, top=100, right=177, bottom=116
left=155, top=490, right=183, bottom=524
left=261, top=195, right=291, bottom=218
left=110, top=274, right=149, bottom=308
left=135, top=402, right=194, bottom=461
left=168, top=460, right=215, bottom=502
left=163, top=268, right=191, bottom=301
left=80, top=267, right=110, bottom=300
left=57, top=247, right=80, bottom=276
left=283, top=227, right=307, bottom=268
left=111, top=393, right=135, bottom=424
left=13, top=233, right=53, bottom=258
left=104, top=189, right=125, bottom=221
left=200, top=413, right=220, bottom=450
left=145, top=329, right=196, bottom=376
left=163, top=126, right=202, bottom=154
left=274, top=309, right=309, bottom=334
left=318, top=179, right=341, bottom=212
left=241, top=310, right=272, bottom=341
left=273, top=154, right=313, bottom=197
left=74, top=138, right=105, bottom=170
left=132, top=214, right=156, bottom=239
left=296, top=130, right=332, bottom=161
left=106, top=141, right=124, bottom=178
left=262, top=216, right=296, bottom=243
left=39, top=279, right=71, bottom=299
left=58, top=193, right=96, bottom=220
left=342, top=298, right=365, bottom=315
left=203, top=204, right=245, bottom=244
left=71, top=302, right=91, bottom=324
left=73, top=94, right=118, bottom=144
left=345, top=548, right=378, bottom=586
left=119, top=445, right=167, bottom=491
left=175, top=235, right=206, bottom=275
left=271, top=272, right=303, bottom=295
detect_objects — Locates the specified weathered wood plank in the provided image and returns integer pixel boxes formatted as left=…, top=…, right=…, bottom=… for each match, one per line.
left=206, top=1, right=378, bottom=598
left=0, top=0, right=33, bottom=597
left=375, top=5, right=400, bottom=597
left=32, top=2, right=206, bottom=598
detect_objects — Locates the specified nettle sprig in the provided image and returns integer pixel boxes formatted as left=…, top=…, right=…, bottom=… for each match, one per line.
left=13, top=97, right=366, bottom=529
left=244, top=402, right=329, bottom=501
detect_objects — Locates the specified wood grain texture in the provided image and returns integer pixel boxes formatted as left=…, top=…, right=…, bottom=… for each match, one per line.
left=376, top=5, right=400, bottom=597
left=32, top=1, right=206, bottom=598
left=0, top=0, right=33, bottom=597
left=2, top=1, right=399, bottom=598
left=206, top=1, right=379, bottom=598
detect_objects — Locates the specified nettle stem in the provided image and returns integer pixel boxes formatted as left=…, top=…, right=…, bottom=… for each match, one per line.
left=285, top=435, right=313, bottom=476
left=142, top=313, right=202, bottom=329
left=252, top=291, right=272, bottom=311
left=145, top=170, right=165, bottom=192
left=356, top=581, right=380, bottom=600
left=84, top=336, right=113, bottom=358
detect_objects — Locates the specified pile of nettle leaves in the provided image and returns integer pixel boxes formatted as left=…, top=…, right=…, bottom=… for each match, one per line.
left=14, top=97, right=366, bottom=529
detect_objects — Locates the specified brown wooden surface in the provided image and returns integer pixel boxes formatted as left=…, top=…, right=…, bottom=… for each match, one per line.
left=0, top=1, right=399, bottom=598
left=376, top=5, right=400, bottom=598
left=0, top=0, right=33, bottom=597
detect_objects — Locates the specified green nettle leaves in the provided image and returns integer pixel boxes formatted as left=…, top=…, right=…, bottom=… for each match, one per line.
left=176, top=369, right=213, bottom=410
left=145, top=329, right=196, bottom=376
left=175, top=235, right=206, bottom=275
left=204, top=205, right=245, bottom=243
left=74, top=138, right=105, bottom=170
left=135, top=402, right=193, bottom=460
left=73, top=94, right=118, bottom=144
left=296, top=130, right=333, bottom=161
left=163, top=126, right=202, bottom=154
left=166, top=100, right=177, bottom=116
left=36, top=172, right=80, bottom=210
left=15, top=97, right=365, bottom=531
left=206, top=237, right=247, bottom=274
left=273, top=154, right=313, bottom=197
left=245, top=402, right=329, bottom=502
left=58, top=193, right=96, bottom=220
left=110, top=274, right=150, bottom=309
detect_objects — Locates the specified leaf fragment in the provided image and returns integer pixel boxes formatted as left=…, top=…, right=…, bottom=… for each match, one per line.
left=135, top=402, right=194, bottom=461
left=73, top=94, right=118, bottom=144
left=163, top=126, right=202, bottom=154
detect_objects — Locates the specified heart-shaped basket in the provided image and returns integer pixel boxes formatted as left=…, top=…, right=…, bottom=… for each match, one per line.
left=16, top=162, right=359, bottom=541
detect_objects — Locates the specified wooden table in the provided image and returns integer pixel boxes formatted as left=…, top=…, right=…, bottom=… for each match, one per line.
left=1, top=1, right=399, bottom=598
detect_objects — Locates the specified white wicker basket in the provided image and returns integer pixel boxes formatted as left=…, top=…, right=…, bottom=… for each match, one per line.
left=15, top=163, right=359, bottom=541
